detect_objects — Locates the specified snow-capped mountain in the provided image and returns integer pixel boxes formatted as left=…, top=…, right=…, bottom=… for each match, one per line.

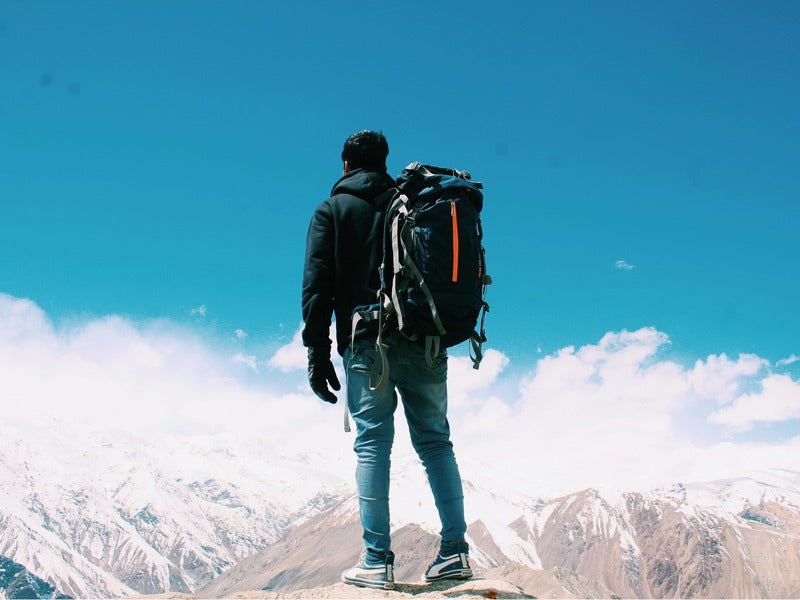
left=202, top=467, right=800, bottom=599
left=0, top=418, right=350, bottom=598
left=507, top=474, right=800, bottom=598
left=3, top=414, right=800, bottom=599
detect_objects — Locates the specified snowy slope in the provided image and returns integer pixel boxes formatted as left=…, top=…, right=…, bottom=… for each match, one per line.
left=202, top=465, right=800, bottom=598
left=4, top=412, right=800, bottom=599
left=508, top=474, right=800, bottom=598
left=0, top=418, right=351, bottom=598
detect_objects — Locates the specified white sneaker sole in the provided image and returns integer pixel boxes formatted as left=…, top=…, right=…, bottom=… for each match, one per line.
left=424, top=568, right=473, bottom=582
left=341, top=574, right=395, bottom=590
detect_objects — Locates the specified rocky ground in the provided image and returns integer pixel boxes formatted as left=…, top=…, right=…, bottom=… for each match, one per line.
left=128, top=578, right=534, bottom=599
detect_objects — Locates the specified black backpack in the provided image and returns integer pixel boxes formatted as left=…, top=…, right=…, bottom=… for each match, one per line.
left=352, top=162, right=491, bottom=391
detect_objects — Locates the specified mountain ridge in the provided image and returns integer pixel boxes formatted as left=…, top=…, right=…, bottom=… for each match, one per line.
left=200, top=472, right=800, bottom=599
left=3, top=418, right=800, bottom=598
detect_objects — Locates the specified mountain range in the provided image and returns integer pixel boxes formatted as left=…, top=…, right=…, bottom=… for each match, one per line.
left=2, top=418, right=800, bottom=599
left=200, top=471, right=800, bottom=599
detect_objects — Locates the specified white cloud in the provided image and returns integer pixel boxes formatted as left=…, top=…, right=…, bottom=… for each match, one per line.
left=267, top=323, right=338, bottom=373
left=452, top=327, right=800, bottom=496
left=615, top=259, right=635, bottom=271
left=0, top=294, right=340, bottom=451
left=777, top=354, right=800, bottom=367
left=267, top=327, right=307, bottom=372
left=234, top=328, right=248, bottom=340
left=708, top=374, right=800, bottom=431
left=2, top=292, right=799, bottom=499
left=688, top=353, right=768, bottom=405
left=190, top=305, right=207, bottom=317
left=232, top=353, right=258, bottom=372
left=447, top=349, right=509, bottom=406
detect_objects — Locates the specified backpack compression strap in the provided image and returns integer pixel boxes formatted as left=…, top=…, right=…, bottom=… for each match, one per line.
left=468, top=301, right=490, bottom=369
left=389, top=195, right=447, bottom=338
left=403, top=162, right=483, bottom=189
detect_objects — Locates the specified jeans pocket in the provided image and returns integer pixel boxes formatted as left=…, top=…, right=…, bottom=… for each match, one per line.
left=430, top=350, right=448, bottom=378
left=348, top=344, right=376, bottom=374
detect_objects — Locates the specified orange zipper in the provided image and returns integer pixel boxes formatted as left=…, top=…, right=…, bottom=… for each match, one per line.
left=450, top=200, right=459, bottom=282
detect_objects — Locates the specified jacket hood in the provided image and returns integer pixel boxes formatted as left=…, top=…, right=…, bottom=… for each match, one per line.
left=330, top=168, right=396, bottom=201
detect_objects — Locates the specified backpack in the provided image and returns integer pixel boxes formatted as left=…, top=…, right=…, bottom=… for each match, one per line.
left=352, top=162, right=491, bottom=391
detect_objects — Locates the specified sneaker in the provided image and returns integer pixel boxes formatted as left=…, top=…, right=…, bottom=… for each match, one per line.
left=424, top=542, right=473, bottom=582
left=341, top=551, right=395, bottom=590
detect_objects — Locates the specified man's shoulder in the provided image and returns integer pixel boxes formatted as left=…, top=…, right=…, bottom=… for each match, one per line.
left=330, top=169, right=396, bottom=202
left=309, top=192, right=369, bottom=228
left=314, top=191, right=358, bottom=214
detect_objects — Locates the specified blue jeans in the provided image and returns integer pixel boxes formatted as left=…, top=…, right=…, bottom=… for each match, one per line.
left=344, top=337, right=467, bottom=565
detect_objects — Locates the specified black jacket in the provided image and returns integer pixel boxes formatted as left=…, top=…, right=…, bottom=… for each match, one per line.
left=302, top=168, right=396, bottom=356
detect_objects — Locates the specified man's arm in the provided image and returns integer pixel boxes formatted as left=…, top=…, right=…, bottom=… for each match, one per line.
left=301, top=203, right=341, bottom=403
left=302, top=203, right=335, bottom=349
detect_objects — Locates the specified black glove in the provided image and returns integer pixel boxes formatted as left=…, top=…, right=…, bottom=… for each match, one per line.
left=307, top=346, right=341, bottom=404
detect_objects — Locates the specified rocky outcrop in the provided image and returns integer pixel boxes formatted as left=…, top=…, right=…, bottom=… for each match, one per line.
left=483, top=563, right=617, bottom=599
left=132, top=578, right=534, bottom=599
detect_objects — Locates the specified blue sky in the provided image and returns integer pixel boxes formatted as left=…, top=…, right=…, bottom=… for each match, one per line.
left=1, top=1, right=798, bottom=366
left=1, top=1, right=799, bottom=491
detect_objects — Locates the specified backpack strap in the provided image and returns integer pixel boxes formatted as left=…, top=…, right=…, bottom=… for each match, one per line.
left=389, top=195, right=447, bottom=337
left=402, top=162, right=483, bottom=189
left=347, top=304, right=392, bottom=433
left=389, top=198, right=410, bottom=334
left=348, top=310, right=377, bottom=432
left=371, top=187, right=397, bottom=208
left=468, top=301, right=490, bottom=369
left=424, top=335, right=441, bottom=368
left=343, top=394, right=351, bottom=433
left=398, top=221, right=446, bottom=336
left=350, top=305, right=391, bottom=394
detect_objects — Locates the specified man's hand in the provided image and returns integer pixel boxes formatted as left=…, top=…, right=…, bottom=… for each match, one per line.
left=307, top=347, right=341, bottom=404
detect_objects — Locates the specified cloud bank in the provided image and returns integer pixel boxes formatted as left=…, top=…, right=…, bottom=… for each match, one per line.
left=1, top=292, right=798, bottom=497
left=453, top=327, right=800, bottom=494
left=0, top=294, right=336, bottom=460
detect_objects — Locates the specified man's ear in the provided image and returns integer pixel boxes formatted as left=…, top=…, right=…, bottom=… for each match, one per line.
left=343, top=160, right=351, bottom=174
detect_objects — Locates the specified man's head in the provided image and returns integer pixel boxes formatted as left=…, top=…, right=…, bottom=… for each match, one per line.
left=341, top=130, right=389, bottom=173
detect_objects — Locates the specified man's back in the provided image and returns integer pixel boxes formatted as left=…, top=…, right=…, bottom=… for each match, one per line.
left=302, top=167, right=395, bottom=356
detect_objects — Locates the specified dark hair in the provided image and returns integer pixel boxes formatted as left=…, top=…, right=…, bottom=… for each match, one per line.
left=341, top=130, right=389, bottom=171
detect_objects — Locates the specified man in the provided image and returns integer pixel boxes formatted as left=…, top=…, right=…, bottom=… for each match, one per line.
left=302, top=131, right=472, bottom=590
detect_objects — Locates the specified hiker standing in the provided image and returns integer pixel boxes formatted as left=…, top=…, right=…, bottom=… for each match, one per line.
left=301, top=130, right=473, bottom=590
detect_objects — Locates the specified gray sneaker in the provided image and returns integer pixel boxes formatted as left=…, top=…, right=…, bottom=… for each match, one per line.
left=424, top=542, right=472, bottom=582
left=341, top=551, right=395, bottom=590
